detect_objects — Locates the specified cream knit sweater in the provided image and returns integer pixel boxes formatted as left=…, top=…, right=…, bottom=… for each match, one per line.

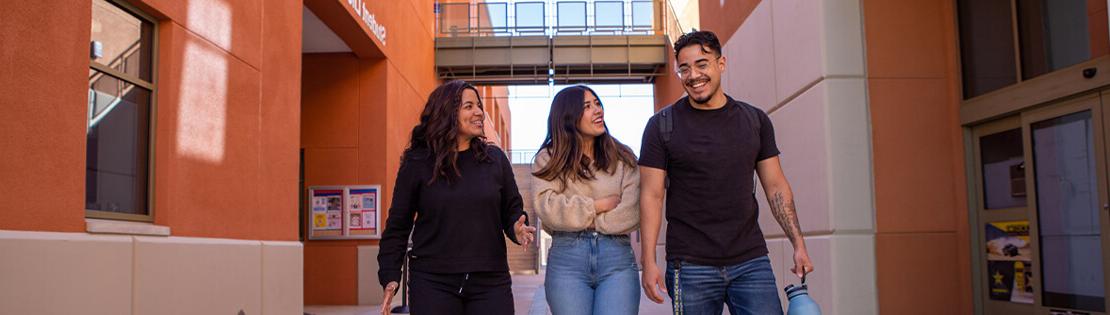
left=530, top=149, right=641, bottom=235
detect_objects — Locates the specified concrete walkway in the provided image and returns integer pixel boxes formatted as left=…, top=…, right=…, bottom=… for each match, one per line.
left=305, top=273, right=678, bottom=315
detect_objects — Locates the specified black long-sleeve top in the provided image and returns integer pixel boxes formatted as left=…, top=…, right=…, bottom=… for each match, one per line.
left=377, top=145, right=526, bottom=287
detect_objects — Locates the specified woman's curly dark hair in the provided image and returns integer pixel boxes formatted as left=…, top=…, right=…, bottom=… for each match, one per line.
left=404, top=80, right=491, bottom=184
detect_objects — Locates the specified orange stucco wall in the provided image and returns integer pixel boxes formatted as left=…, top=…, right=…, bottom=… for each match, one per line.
left=0, top=0, right=302, bottom=241
left=653, top=41, right=685, bottom=112
left=301, top=53, right=384, bottom=305
left=0, top=1, right=91, bottom=233
left=478, top=85, right=511, bottom=149
left=697, top=0, right=760, bottom=47
left=300, top=0, right=439, bottom=305
left=862, top=0, right=972, bottom=313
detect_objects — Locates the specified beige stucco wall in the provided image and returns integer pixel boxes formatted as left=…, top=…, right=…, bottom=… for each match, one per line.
left=720, top=0, right=877, bottom=313
left=0, top=230, right=303, bottom=314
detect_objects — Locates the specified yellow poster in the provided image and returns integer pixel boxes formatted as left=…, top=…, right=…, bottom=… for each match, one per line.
left=986, top=220, right=1033, bottom=304
left=986, top=221, right=1031, bottom=261
left=313, top=213, right=328, bottom=228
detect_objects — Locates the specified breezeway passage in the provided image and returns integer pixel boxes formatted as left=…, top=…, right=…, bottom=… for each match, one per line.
left=8, top=0, right=1109, bottom=314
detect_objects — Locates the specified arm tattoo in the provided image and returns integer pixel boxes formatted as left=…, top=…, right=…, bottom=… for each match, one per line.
left=770, top=191, right=803, bottom=244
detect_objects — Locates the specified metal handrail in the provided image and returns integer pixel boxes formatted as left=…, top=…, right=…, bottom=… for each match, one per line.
left=88, top=39, right=144, bottom=128
left=89, top=39, right=142, bottom=81
left=435, top=0, right=670, bottom=37
left=508, top=148, right=541, bottom=164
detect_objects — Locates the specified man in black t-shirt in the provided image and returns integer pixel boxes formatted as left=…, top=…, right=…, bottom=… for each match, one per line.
left=638, top=31, right=814, bottom=315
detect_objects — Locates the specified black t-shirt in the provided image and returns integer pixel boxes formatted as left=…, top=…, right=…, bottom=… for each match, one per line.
left=639, top=95, right=779, bottom=266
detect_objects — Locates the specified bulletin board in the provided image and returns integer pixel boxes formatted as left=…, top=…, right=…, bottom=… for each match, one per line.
left=307, top=185, right=383, bottom=240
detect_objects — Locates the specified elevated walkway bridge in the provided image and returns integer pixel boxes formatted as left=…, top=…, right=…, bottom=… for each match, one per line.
left=435, top=0, right=685, bottom=85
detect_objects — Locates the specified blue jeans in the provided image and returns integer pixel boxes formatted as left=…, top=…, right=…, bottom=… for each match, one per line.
left=664, top=256, right=783, bottom=315
left=545, top=231, right=640, bottom=315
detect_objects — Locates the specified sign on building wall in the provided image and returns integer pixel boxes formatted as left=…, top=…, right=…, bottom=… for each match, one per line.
left=346, top=0, right=387, bottom=45
left=308, top=185, right=383, bottom=240
left=985, top=220, right=1033, bottom=304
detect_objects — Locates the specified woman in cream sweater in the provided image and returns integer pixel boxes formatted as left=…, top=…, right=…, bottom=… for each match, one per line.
left=532, top=85, right=641, bottom=315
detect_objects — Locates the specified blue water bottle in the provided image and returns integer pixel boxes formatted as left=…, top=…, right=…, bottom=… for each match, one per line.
left=784, top=273, right=821, bottom=315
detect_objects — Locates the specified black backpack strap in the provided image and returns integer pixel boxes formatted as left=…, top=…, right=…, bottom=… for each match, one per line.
left=659, top=105, right=674, bottom=145
left=658, top=96, right=688, bottom=146
left=657, top=98, right=685, bottom=190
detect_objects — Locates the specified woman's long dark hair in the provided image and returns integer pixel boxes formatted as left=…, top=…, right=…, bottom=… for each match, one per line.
left=532, top=85, right=636, bottom=190
left=404, top=80, right=490, bottom=184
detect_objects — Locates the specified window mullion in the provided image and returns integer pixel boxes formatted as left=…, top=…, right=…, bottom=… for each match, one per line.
left=90, top=61, right=153, bottom=90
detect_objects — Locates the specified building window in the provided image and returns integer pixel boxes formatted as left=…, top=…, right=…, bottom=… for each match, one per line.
left=957, top=0, right=1017, bottom=99
left=87, top=0, right=156, bottom=219
left=1018, top=0, right=1098, bottom=79
left=958, top=0, right=1109, bottom=99
left=979, top=128, right=1026, bottom=210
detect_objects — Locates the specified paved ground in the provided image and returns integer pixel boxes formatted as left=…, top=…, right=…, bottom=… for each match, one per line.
left=305, top=272, right=678, bottom=315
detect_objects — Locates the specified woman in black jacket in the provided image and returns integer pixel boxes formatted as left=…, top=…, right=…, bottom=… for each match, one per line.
left=377, top=80, right=536, bottom=315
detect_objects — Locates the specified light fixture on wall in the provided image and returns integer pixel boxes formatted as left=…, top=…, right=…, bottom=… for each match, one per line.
left=90, top=41, right=103, bottom=60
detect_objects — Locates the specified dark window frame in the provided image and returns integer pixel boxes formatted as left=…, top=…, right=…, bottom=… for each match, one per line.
left=956, top=0, right=1107, bottom=100
left=86, top=0, right=159, bottom=222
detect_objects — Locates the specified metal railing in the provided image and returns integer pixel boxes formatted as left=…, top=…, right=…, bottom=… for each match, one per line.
left=435, top=0, right=672, bottom=37
left=508, top=148, right=541, bottom=164
left=88, top=40, right=143, bottom=128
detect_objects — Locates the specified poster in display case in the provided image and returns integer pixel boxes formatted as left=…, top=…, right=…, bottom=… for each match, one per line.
left=307, top=185, right=382, bottom=240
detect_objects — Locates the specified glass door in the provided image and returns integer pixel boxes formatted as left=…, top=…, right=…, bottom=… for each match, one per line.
left=1025, top=93, right=1108, bottom=315
left=974, top=116, right=1036, bottom=314
left=972, top=92, right=1110, bottom=314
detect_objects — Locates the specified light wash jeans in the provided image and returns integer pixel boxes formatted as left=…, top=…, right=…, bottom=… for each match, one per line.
left=665, top=255, right=783, bottom=315
left=545, top=230, right=641, bottom=315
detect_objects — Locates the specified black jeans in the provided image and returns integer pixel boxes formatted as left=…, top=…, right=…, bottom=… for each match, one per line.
left=409, top=270, right=514, bottom=315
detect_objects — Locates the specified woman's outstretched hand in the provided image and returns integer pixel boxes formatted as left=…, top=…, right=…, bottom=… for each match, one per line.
left=513, top=215, right=536, bottom=248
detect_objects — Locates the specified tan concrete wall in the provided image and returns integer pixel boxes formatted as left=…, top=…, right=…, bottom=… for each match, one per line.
left=711, top=0, right=877, bottom=313
left=357, top=245, right=385, bottom=305
left=693, top=0, right=982, bottom=313
left=0, top=230, right=302, bottom=315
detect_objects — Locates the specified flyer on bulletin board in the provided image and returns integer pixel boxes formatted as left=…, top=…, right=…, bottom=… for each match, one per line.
left=313, top=190, right=343, bottom=230
left=348, top=188, right=377, bottom=230
left=985, top=221, right=1033, bottom=304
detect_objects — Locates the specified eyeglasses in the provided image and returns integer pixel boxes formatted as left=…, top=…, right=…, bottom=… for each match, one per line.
left=676, top=57, right=720, bottom=78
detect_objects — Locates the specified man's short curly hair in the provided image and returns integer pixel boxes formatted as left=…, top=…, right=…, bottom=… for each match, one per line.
left=673, top=30, right=722, bottom=59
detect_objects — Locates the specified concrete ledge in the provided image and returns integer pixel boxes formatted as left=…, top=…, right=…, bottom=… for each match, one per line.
left=86, top=218, right=171, bottom=236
